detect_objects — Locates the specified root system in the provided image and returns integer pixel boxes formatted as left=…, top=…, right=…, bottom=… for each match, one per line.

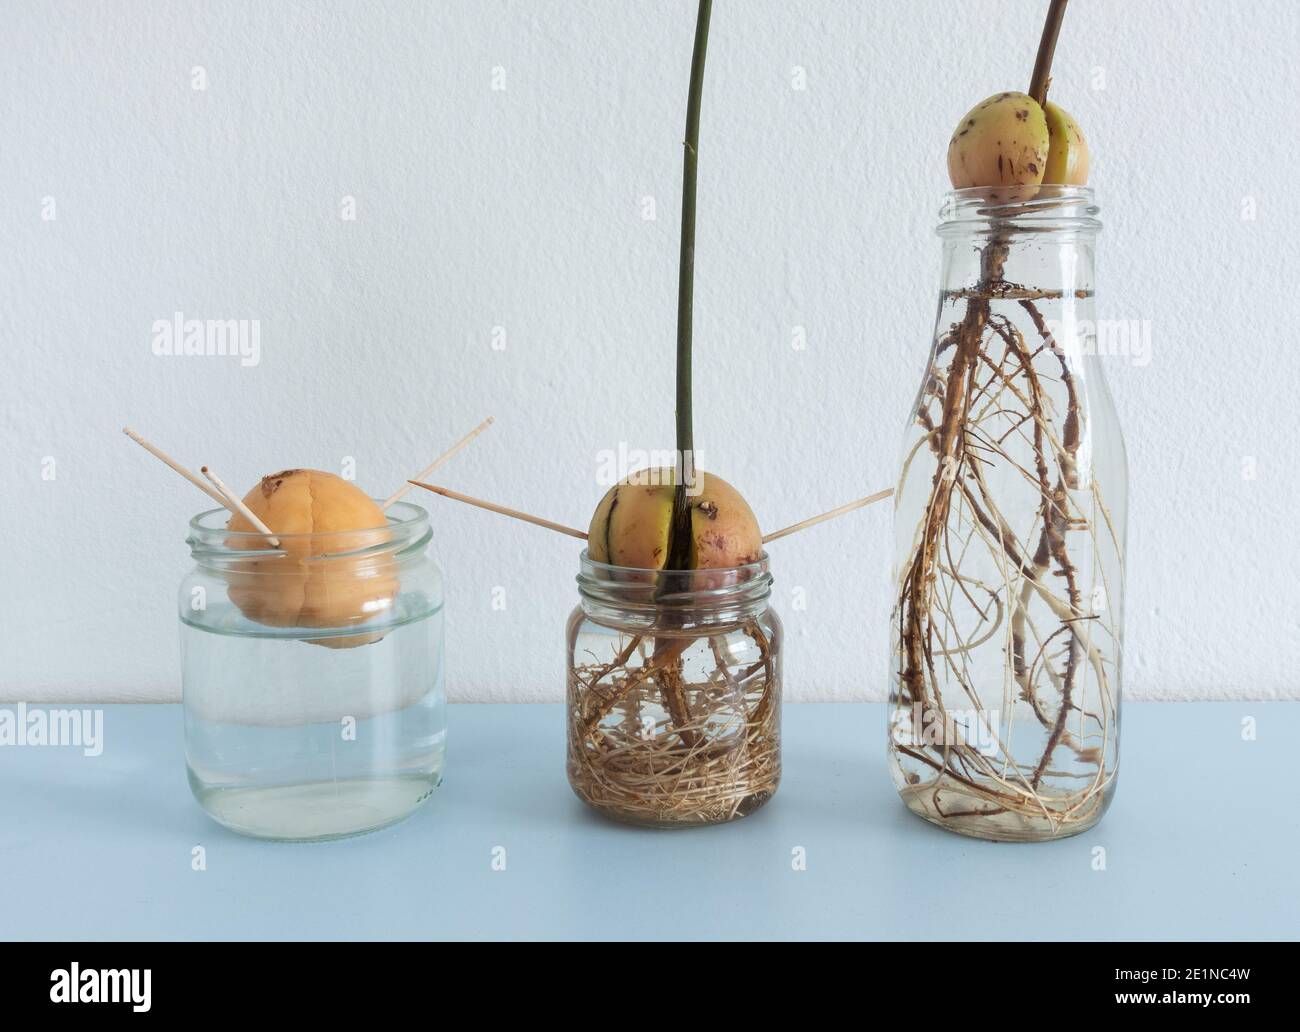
left=568, top=620, right=779, bottom=826
left=892, top=238, right=1121, bottom=841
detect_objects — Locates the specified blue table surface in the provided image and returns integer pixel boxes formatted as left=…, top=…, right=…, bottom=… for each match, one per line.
left=0, top=702, right=1295, bottom=941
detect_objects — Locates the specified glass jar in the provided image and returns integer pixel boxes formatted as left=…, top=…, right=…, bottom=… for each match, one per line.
left=567, top=553, right=782, bottom=827
left=889, top=186, right=1126, bottom=842
left=181, top=500, right=446, bottom=840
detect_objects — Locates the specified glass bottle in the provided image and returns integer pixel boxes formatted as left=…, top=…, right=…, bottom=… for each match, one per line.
left=567, top=553, right=782, bottom=827
left=181, top=500, right=445, bottom=840
left=889, top=185, right=1126, bottom=842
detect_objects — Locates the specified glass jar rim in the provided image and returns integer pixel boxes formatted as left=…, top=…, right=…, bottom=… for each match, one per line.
left=576, top=549, right=772, bottom=616
left=186, top=499, right=431, bottom=559
left=939, top=184, right=1100, bottom=233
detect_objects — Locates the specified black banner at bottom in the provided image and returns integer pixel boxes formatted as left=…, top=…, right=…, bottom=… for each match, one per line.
left=0, top=940, right=1286, bottom=1018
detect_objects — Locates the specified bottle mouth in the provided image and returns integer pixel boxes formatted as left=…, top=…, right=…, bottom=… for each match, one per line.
left=939, top=184, right=1100, bottom=235
left=577, top=550, right=772, bottom=617
left=186, top=500, right=432, bottom=567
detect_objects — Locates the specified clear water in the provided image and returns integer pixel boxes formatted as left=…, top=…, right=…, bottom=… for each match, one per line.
left=889, top=286, right=1124, bottom=841
left=182, top=608, right=445, bottom=841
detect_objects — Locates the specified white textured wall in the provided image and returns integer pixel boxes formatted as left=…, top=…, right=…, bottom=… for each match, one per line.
left=2, top=0, right=1297, bottom=703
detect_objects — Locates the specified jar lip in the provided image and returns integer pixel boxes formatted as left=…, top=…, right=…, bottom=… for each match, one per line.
left=576, top=549, right=773, bottom=613
left=939, top=184, right=1100, bottom=231
left=187, top=500, right=430, bottom=556
left=579, top=550, right=770, bottom=578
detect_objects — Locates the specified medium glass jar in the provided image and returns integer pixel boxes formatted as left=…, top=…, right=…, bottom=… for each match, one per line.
left=889, top=186, right=1126, bottom=842
left=181, top=500, right=446, bottom=840
left=567, top=553, right=782, bottom=827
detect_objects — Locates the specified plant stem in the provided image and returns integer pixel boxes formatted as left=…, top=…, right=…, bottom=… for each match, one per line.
left=668, top=0, right=712, bottom=571
left=1028, top=0, right=1068, bottom=105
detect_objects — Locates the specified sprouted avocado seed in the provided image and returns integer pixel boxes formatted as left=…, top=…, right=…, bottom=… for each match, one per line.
left=1042, top=101, right=1089, bottom=185
left=947, top=91, right=1088, bottom=193
left=587, top=468, right=762, bottom=570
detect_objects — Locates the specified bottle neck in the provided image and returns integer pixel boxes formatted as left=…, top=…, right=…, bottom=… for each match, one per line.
left=937, top=232, right=1097, bottom=301
left=937, top=185, right=1100, bottom=299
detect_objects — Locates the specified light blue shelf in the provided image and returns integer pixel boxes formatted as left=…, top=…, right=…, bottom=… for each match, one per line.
left=1, top=702, right=1293, bottom=940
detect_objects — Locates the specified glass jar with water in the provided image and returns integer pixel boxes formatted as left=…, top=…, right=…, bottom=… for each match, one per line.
left=567, top=553, right=782, bottom=827
left=181, top=500, right=445, bottom=840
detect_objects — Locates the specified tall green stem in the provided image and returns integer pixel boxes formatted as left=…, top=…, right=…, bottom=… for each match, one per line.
left=668, top=0, right=712, bottom=571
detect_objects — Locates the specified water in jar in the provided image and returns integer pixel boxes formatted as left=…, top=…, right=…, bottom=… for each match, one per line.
left=182, top=600, right=445, bottom=841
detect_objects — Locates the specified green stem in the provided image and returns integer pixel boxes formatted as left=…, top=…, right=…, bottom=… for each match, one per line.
left=668, top=0, right=712, bottom=571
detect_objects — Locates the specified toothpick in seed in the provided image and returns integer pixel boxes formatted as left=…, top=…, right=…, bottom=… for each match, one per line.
left=408, top=481, right=587, bottom=540
left=383, top=416, right=495, bottom=511
left=761, top=487, right=894, bottom=544
left=201, top=466, right=280, bottom=547
left=123, top=427, right=230, bottom=508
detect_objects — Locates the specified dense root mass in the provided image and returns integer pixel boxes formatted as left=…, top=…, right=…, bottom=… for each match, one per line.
left=891, top=241, right=1121, bottom=842
left=568, top=623, right=780, bottom=826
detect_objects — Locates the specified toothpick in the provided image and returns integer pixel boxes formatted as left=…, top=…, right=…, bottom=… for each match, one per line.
left=408, top=481, right=587, bottom=541
left=383, top=416, right=495, bottom=511
left=201, top=466, right=280, bottom=547
left=123, top=427, right=230, bottom=508
left=409, top=478, right=893, bottom=548
left=761, top=487, right=894, bottom=544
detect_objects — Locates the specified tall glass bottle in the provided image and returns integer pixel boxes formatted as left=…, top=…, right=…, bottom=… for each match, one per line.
left=889, top=186, right=1126, bottom=842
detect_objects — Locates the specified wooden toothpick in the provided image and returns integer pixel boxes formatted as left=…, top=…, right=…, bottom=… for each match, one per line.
left=123, top=427, right=230, bottom=508
left=383, top=416, right=495, bottom=511
left=201, top=466, right=280, bottom=547
left=761, top=487, right=894, bottom=544
left=408, top=481, right=588, bottom=541
left=408, top=478, right=893, bottom=549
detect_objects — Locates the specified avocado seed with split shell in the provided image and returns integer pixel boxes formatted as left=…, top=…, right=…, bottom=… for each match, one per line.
left=947, top=92, right=1049, bottom=193
left=224, top=469, right=398, bottom=648
left=947, top=92, right=1089, bottom=196
left=1042, top=101, right=1089, bottom=185
left=587, top=468, right=762, bottom=571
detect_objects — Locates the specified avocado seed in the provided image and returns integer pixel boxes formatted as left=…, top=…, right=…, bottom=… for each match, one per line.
left=587, top=468, right=762, bottom=570
left=947, top=92, right=1049, bottom=193
left=225, top=469, right=397, bottom=648
left=1042, top=101, right=1089, bottom=185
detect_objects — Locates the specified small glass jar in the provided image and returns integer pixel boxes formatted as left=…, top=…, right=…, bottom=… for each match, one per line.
left=181, top=501, right=446, bottom=841
left=567, top=552, right=782, bottom=827
left=890, top=186, right=1126, bottom=842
